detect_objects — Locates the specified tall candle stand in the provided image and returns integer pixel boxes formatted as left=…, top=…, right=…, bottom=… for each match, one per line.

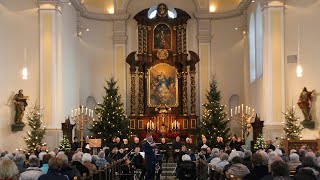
left=230, top=104, right=255, bottom=142
left=70, top=106, right=94, bottom=147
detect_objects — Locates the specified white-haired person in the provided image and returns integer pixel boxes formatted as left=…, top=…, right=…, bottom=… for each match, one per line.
left=14, top=153, right=26, bottom=173
left=177, top=154, right=197, bottom=180
left=71, top=152, right=89, bottom=176
left=20, top=157, right=43, bottom=180
left=82, top=153, right=97, bottom=174
left=0, top=158, right=19, bottom=180
left=57, top=153, right=80, bottom=180
left=288, top=153, right=301, bottom=172
left=96, top=151, right=108, bottom=169
left=226, top=156, right=250, bottom=178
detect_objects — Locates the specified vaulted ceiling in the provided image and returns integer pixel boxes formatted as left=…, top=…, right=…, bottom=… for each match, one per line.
left=71, top=0, right=251, bottom=20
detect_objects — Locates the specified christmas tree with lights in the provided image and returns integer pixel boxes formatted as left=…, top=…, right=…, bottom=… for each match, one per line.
left=59, top=135, right=71, bottom=152
left=89, top=77, right=130, bottom=144
left=198, top=77, right=230, bottom=145
left=283, top=106, right=303, bottom=140
left=254, top=134, right=267, bottom=150
left=24, top=106, right=46, bottom=152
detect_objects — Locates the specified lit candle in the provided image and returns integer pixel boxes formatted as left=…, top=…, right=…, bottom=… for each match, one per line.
left=231, top=109, right=233, bottom=117
left=241, top=104, right=243, bottom=112
left=248, top=107, right=251, bottom=114
left=81, top=106, right=84, bottom=113
left=85, top=107, right=87, bottom=115
left=235, top=107, right=237, bottom=115
left=246, top=106, right=248, bottom=114
left=147, top=122, right=149, bottom=129
left=71, top=110, right=74, bottom=117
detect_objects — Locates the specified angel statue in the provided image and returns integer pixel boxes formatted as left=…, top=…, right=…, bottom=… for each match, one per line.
left=13, top=89, right=28, bottom=124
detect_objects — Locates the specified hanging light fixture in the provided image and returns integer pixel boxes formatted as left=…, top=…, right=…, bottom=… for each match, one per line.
left=296, top=25, right=303, bottom=78
left=22, top=48, right=28, bottom=80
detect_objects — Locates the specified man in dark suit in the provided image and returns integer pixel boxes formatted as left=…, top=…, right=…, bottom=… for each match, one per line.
left=172, top=136, right=182, bottom=163
left=72, top=137, right=79, bottom=151
left=143, top=134, right=156, bottom=180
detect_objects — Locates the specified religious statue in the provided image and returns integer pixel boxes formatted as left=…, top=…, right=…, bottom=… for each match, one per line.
left=13, top=89, right=28, bottom=124
left=297, top=87, right=315, bottom=128
left=297, top=87, right=314, bottom=120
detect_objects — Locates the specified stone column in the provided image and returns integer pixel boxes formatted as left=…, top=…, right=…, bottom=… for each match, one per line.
left=261, top=0, right=285, bottom=137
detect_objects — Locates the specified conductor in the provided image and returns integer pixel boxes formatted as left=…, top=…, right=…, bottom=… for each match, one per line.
left=143, top=134, right=156, bottom=180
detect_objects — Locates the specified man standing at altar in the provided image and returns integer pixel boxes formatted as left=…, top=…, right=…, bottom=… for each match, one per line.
left=143, top=134, right=156, bottom=180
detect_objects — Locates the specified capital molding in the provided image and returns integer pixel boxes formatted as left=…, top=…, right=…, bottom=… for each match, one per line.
left=70, top=0, right=129, bottom=21
left=261, top=0, right=286, bottom=10
left=38, top=0, right=62, bottom=13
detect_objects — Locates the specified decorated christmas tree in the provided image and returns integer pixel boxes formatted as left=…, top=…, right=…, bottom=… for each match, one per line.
left=89, top=77, right=130, bottom=144
left=24, top=106, right=46, bottom=151
left=254, top=134, right=267, bottom=150
left=198, top=77, right=230, bottom=145
left=283, top=106, right=303, bottom=140
left=59, top=135, right=71, bottom=152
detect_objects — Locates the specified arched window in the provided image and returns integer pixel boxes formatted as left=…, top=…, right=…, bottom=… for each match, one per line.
left=256, top=5, right=263, bottom=78
left=249, top=13, right=256, bottom=83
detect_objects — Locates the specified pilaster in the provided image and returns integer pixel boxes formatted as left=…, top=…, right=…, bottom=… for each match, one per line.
left=261, top=0, right=285, bottom=129
left=195, top=13, right=213, bottom=120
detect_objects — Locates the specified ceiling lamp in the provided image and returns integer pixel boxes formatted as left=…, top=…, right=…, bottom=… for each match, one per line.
left=209, top=5, right=216, bottom=13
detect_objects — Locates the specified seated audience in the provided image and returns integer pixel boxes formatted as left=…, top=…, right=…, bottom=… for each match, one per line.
left=96, top=151, right=108, bottom=169
left=71, top=152, right=90, bottom=176
left=20, top=157, right=43, bottom=180
left=14, top=153, right=26, bottom=174
left=265, top=160, right=291, bottom=180
left=57, top=153, right=80, bottom=180
left=288, top=153, right=302, bottom=172
left=0, top=159, right=19, bottom=180
left=82, top=153, right=97, bottom=174
left=226, top=156, right=250, bottom=178
left=38, top=157, right=68, bottom=180
left=243, top=150, right=253, bottom=172
left=177, top=154, right=197, bottom=180
left=40, top=154, right=52, bottom=174
left=294, top=156, right=320, bottom=179
left=215, top=153, right=229, bottom=173
left=244, top=153, right=269, bottom=180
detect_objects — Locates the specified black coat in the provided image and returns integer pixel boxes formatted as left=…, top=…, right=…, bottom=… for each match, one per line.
left=244, top=165, right=270, bottom=180
left=143, top=142, right=156, bottom=170
left=177, top=161, right=197, bottom=180
left=172, top=141, right=183, bottom=150
left=38, top=169, right=68, bottom=180
left=71, top=161, right=90, bottom=176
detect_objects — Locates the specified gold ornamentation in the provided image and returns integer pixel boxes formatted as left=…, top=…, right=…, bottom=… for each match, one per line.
left=182, top=71, right=188, bottom=115
left=190, top=71, right=196, bottom=115
left=138, top=72, right=144, bottom=115
left=156, top=49, right=169, bottom=60
left=157, top=3, right=168, bottom=17
left=130, top=73, right=136, bottom=115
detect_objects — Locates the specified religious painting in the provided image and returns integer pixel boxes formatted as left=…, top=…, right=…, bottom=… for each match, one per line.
left=148, top=63, right=178, bottom=107
left=153, top=24, right=172, bottom=49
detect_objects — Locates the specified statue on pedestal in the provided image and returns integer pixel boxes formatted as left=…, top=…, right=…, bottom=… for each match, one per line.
left=297, top=87, right=315, bottom=129
left=13, top=89, right=28, bottom=124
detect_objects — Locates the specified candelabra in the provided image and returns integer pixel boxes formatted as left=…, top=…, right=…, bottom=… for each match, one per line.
left=171, top=120, right=180, bottom=132
left=146, top=120, right=155, bottom=132
left=230, top=104, right=255, bottom=142
left=70, top=106, right=94, bottom=147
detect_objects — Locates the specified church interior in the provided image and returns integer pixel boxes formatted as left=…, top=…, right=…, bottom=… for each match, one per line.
left=1, top=0, right=320, bottom=175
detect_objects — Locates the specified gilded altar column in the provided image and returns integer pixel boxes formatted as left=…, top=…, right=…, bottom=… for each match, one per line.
left=143, top=25, right=148, bottom=54
left=190, top=71, right=196, bottom=115
left=177, top=25, right=182, bottom=54
left=182, top=24, right=187, bottom=54
left=130, top=72, right=136, bottom=116
left=182, top=71, right=188, bottom=115
left=138, top=72, right=144, bottom=115
left=138, top=24, right=143, bottom=54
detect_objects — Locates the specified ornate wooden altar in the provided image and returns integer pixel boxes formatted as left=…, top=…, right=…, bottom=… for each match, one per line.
left=126, top=3, right=200, bottom=140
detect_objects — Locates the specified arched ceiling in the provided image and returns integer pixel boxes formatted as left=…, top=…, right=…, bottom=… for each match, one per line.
left=70, top=0, right=251, bottom=20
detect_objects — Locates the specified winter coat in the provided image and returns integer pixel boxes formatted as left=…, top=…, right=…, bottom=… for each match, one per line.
left=19, top=167, right=43, bottom=180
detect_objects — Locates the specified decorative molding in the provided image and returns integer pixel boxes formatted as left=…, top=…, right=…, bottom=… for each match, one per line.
left=261, top=0, right=286, bottom=10
left=38, top=0, right=62, bottom=13
left=70, top=0, right=129, bottom=21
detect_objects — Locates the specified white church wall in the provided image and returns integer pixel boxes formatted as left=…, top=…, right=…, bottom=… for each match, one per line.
left=78, top=18, right=114, bottom=106
left=0, top=0, right=39, bottom=151
left=211, top=16, right=245, bottom=137
left=285, top=0, right=320, bottom=139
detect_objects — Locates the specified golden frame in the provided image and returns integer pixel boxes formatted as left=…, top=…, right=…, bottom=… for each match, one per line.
left=191, top=119, right=196, bottom=129
left=129, top=119, right=135, bottom=129
left=153, top=23, right=172, bottom=50
left=138, top=120, right=144, bottom=129
left=183, top=119, right=188, bottom=129
left=147, top=63, right=179, bottom=107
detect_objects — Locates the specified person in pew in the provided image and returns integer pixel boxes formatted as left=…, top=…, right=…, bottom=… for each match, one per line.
left=119, top=159, right=134, bottom=180
left=82, top=153, right=97, bottom=174
left=71, top=152, right=90, bottom=176
left=96, top=151, right=109, bottom=169
left=57, top=153, right=81, bottom=180
left=177, top=154, right=197, bottom=180
left=38, top=157, right=68, bottom=180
